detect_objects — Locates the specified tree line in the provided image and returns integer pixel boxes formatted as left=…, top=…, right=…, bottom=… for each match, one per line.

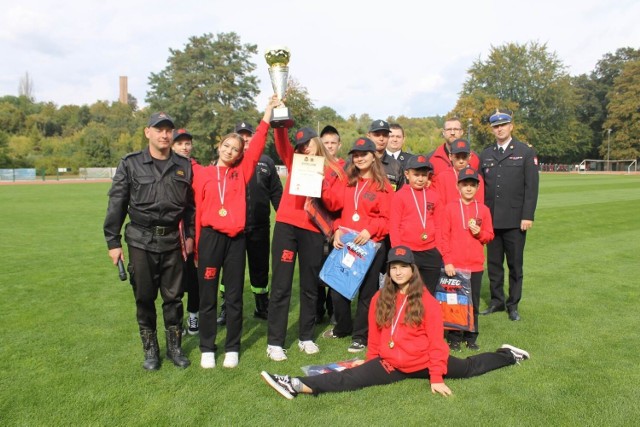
left=0, top=33, right=638, bottom=173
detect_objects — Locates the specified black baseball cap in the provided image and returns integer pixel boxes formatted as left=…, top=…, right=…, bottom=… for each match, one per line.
left=173, top=128, right=192, bottom=142
left=148, top=112, right=175, bottom=128
left=450, top=138, right=471, bottom=154
left=235, top=122, right=255, bottom=134
left=369, top=119, right=390, bottom=133
left=320, top=125, right=340, bottom=137
left=387, top=246, right=415, bottom=264
left=294, top=127, right=317, bottom=146
left=458, top=167, right=480, bottom=183
left=405, top=154, right=433, bottom=171
left=348, top=137, right=376, bottom=154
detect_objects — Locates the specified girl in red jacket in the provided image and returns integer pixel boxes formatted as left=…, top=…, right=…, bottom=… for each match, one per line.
left=321, top=137, right=393, bottom=353
left=266, top=126, right=344, bottom=362
left=260, top=246, right=529, bottom=399
left=193, top=97, right=278, bottom=369
left=440, top=167, right=494, bottom=351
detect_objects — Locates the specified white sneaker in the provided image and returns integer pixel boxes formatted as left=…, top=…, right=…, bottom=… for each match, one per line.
left=298, top=340, right=320, bottom=355
left=266, top=345, right=288, bottom=361
left=200, top=352, right=215, bottom=369
left=500, top=344, right=530, bottom=363
left=223, top=351, right=239, bottom=368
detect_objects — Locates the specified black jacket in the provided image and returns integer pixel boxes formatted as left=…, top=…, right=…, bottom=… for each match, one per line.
left=245, top=155, right=283, bottom=231
left=380, top=151, right=404, bottom=191
left=479, top=138, right=539, bottom=229
left=103, top=147, right=195, bottom=253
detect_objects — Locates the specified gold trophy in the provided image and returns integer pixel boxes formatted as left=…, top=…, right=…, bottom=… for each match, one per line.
left=265, top=46, right=294, bottom=128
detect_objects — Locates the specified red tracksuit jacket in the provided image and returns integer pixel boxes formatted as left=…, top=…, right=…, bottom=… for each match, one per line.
left=389, top=185, right=442, bottom=251
left=433, top=166, right=485, bottom=206
left=440, top=199, right=494, bottom=272
left=366, top=291, right=450, bottom=383
left=192, top=120, right=269, bottom=248
left=322, top=176, right=392, bottom=242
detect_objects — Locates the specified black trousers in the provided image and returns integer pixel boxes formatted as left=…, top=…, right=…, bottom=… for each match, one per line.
left=413, top=248, right=444, bottom=295
left=300, top=350, right=515, bottom=395
left=127, top=245, right=184, bottom=332
left=487, top=228, right=527, bottom=311
left=182, top=253, right=199, bottom=313
left=245, top=225, right=271, bottom=294
left=267, top=222, right=324, bottom=346
left=197, top=227, right=246, bottom=353
left=220, top=225, right=271, bottom=296
left=330, top=240, right=388, bottom=344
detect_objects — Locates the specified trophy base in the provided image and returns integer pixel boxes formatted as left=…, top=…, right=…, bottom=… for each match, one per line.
left=270, top=107, right=294, bottom=129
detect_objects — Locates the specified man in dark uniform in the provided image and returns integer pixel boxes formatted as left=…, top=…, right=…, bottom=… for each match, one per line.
left=387, top=123, right=411, bottom=169
left=367, top=119, right=404, bottom=190
left=479, top=110, right=539, bottom=321
left=104, top=112, right=195, bottom=370
left=217, top=122, right=283, bottom=325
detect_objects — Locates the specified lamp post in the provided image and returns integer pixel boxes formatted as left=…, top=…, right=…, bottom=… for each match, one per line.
left=468, top=118, right=473, bottom=147
left=607, top=128, right=611, bottom=172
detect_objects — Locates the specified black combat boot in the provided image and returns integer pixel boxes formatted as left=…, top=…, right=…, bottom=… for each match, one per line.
left=140, top=329, right=160, bottom=371
left=165, top=326, right=190, bottom=368
left=254, top=293, right=269, bottom=320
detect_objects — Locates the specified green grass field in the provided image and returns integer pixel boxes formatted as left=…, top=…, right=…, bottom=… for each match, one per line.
left=1, top=174, right=639, bottom=426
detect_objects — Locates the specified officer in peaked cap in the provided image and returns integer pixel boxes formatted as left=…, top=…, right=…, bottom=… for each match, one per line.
left=478, top=109, right=539, bottom=321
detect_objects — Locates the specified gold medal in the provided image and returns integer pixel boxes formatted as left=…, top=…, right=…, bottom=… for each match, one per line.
left=421, top=232, right=427, bottom=241
left=468, top=218, right=476, bottom=227
left=388, top=340, right=394, bottom=349
left=352, top=212, right=360, bottom=222
left=219, top=207, right=227, bottom=217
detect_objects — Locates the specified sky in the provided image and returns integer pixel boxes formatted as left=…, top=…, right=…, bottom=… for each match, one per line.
left=1, top=0, right=639, bottom=120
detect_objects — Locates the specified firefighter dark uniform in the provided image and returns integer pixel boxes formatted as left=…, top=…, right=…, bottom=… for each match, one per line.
left=104, top=131, right=195, bottom=370
left=380, top=151, right=405, bottom=191
left=244, top=154, right=283, bottom=316
left=479, top=112, right=539, bottom=320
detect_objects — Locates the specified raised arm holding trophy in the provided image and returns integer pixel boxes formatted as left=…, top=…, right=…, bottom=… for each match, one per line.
left=265, top=46, right=294, bottom=128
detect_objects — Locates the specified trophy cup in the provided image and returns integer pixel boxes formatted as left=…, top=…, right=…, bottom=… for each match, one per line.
left=265, top=46, right=294, bottom=128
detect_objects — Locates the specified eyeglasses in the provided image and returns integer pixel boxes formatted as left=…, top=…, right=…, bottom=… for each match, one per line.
left=444, top=128, right=463, bottom=132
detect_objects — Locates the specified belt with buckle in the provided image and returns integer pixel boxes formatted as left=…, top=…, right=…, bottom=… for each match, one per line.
left=133, top=223, right=178, bottom=236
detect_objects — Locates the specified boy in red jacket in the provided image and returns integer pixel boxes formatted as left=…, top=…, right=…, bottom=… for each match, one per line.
left=389, top=155, right=443, bottom=294
left=433, top=138, right=484, bottom=206
left=440, top=167, right=494, bottom=350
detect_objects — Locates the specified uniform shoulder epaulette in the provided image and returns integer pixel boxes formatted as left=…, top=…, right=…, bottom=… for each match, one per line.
left=122, top=150, right=144, bottom=160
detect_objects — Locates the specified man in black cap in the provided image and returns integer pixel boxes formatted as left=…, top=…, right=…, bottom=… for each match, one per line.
left=217, top=122, right=283, bottom=326
left=367, top=119, right=404, bottom=190
left=104, top=112, right=194, bottom=370
left=479, top=109, right=539, bottom=321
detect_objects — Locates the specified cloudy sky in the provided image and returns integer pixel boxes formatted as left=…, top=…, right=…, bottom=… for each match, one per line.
left=1, top=0, right=638, bottom=119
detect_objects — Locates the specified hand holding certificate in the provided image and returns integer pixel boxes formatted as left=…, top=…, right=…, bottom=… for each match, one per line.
left=289, top=153, right=324, bottom=197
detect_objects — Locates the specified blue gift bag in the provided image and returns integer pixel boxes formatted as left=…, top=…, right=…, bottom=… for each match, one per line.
left=319, top=228, right=379, bottom=300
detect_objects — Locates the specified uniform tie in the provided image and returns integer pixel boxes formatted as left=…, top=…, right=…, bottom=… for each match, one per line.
left=498, top=146, right=504, bottom=154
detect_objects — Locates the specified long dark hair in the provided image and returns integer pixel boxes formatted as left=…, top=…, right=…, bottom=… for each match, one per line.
left=375, top=262, right=424, bottom=327
left=345, top=152, right=389, bottom=191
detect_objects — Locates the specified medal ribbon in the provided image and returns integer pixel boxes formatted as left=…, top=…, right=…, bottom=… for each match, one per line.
left=390, top=294, right=409, bottom=344
left=216, top=166, right=230, bottom=208
left=353, top=179, right=369, bottom=216
left=459, top=199, right=479, bottom=230
left=410, top=188, right=427, bottom=231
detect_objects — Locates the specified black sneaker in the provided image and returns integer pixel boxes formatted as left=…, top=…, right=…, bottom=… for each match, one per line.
left=216, top=308, right=226, bottom=326
left=348, top=340, right=366, bottom=353
left=261, top=371, right=298, bottom=400
left=500, top=344, right=530, bottom=363
left=449, top=341, right=462, bottom=352
left=187, top=316, right=199, bottom=335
